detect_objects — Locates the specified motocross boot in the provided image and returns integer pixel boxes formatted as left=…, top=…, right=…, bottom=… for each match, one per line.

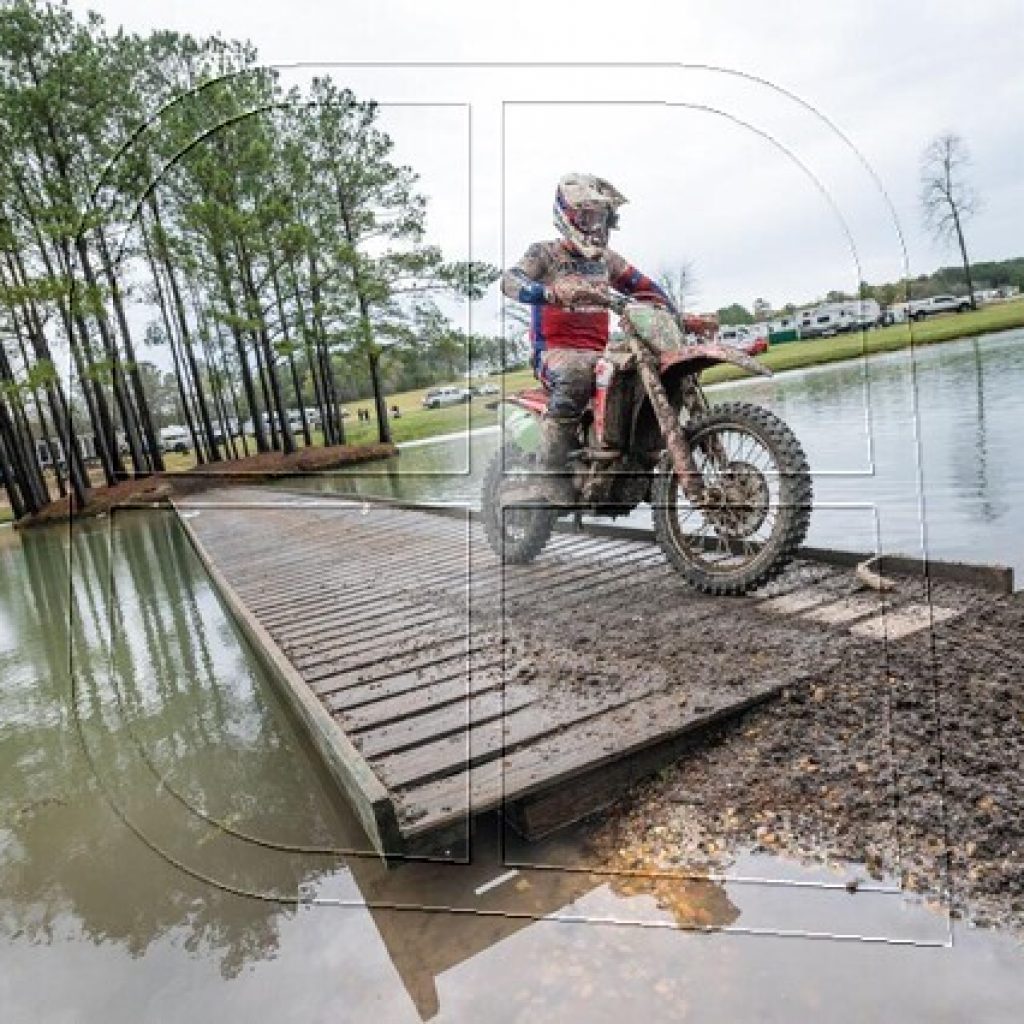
left=527, top=414, right=578, bottom=506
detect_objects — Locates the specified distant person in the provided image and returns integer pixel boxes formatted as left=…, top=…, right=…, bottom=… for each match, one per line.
left=391, top=405, right=401, bottom=419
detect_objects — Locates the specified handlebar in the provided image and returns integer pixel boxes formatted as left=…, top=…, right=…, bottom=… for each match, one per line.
left=565, top=289, right=663, bottom=315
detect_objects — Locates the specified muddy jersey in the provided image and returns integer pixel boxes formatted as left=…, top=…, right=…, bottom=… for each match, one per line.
left=502, top=239, right=673, bottom=370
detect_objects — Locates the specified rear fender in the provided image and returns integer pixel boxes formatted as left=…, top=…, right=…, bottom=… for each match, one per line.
left=660, top=343, right=773, bottom=379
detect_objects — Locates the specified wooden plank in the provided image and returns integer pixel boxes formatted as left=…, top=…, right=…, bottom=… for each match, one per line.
left=398, top=680, right=786, bottom=840
left=323, top=654, right=502, bottom=713
left=286, top=618, right=469, bottom=672
left=337, top=663, right=506, bottom=730
left=282, top=609, right=463, bottom=655
left=306, top=636, right=486, bottom=688
left=298, top=632, right=478, bottom=683
left=351, top=686, right=537, bottom=760
left=375, top=660, right=691, bottom=792
left=180, top=487, right=938, bottom=861
left=173, top=500, right=403, bottom=858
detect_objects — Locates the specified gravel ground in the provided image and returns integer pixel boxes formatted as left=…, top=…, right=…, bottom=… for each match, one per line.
left=589, top=585, right=1024, bottom=934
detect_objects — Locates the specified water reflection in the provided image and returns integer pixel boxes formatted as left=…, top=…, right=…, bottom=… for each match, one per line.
left=948, top=338, right=1005, bottom=524
left=4, top=506, right=1024, bottom=1019
left=0, top=513, right=742, bottom=1020
left=1, top=518, right=346, bottom=978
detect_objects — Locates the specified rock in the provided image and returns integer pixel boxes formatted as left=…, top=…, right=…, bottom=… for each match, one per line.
left=668, top=788, right=705, bottom=806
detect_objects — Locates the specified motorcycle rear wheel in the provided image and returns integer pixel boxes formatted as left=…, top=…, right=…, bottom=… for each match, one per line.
left=651, top=401, right=812, bottom=595
left=481, top=443, right=557, bottom=564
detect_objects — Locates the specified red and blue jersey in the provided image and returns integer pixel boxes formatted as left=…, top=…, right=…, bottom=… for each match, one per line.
left=501, top=239, right=675, bottom=373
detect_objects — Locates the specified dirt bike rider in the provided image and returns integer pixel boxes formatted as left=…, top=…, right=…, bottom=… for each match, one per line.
left=502, top=173, right=717, bottom=504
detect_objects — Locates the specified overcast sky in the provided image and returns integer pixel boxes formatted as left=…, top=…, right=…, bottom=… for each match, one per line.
left=70, top=0, right=1023, bottom=335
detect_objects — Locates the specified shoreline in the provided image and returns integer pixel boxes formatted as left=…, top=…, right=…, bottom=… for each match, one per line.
left=3, top=311, right=1022, bottom=526
left=12, top=442, right=397, bottom=530
left=391, top=319, right=1024, bottom=447
left=701, top=305, right=1024, bottom=385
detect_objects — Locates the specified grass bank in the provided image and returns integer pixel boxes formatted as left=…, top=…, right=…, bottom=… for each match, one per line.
left=702, top=298, right=1024, bottom=385
left=15, top=442, right=396, bottom=529
left=4, top=300, right=1020, bottom=526
left=336, top=299, right=1024, bottom=440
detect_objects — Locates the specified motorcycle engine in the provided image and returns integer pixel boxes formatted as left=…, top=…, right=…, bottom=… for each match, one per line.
left=580, top=455, right=651, bottom=515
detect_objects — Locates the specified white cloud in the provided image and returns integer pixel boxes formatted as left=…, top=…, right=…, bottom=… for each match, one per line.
left=70, top=0, right=1023, bottom=338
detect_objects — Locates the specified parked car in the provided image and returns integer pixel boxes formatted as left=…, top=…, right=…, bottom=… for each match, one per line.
left=422, top=386, right=471, bottom=409
left=717, top=325, right=768, bottom=355
left=159, top=426, right=191, bottom=454
left=907, top=294, right=972, bottom=320
left=470, top=382, right=500, bottom=396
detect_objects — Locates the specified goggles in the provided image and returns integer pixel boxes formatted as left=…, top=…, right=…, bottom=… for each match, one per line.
left=570, top=205, right=612, bottom=233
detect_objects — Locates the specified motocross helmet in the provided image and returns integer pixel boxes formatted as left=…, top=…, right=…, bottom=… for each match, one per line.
left=553, top=173, right=627, bottom=258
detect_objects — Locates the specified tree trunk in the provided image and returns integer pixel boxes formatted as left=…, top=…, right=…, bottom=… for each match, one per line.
left=73, top=232, right=148, bottom=476
left=289, top=253, right=331, bottom=445
left=148, top=197, right=221, bottom=461
left=212, top=321, right=249, bottom=458
left=213, top=246, right=269, bottom=453
left=0, top=429, right=27, bottom=521
left=44, top=231, right=124, bottom=484
left=4, top=190, right=91, bottom=506
left=94, top=224, right=164, bottom=471
left=11, top=306, right=66, bottom=499
left=251, top=334, right=280, bottom=450
left=0, top=345, right=48, bottom=510
left=43, top=233, right=123, bottom=485
left=139, top=215, right=205, bottom=465
left=951, top=205, right=976, bottom=309
left=270, top=258, right=311, bottom=447
left=336, top=204, right=389, bottom=443
left=367, top=349, right=390, bottom=440
left=18, top=78, right=123, bottom=483
left=70, top=310, right=122, bottom=485
left=192, top=299, right=238, bottom=461
left=0, top=394, right=43, bottom=516
left=236, top=238, right=294, bottom=454
left=307, top=250, right=345, bottom=445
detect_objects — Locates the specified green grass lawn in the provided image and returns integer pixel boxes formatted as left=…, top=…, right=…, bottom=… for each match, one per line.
left=702, top=298, right=1024, bottom=385
left=153, top=298, right=1024, bottom=471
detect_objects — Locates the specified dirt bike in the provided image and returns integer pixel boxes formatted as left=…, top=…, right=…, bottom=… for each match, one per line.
left=481, top=293, right=812, bottom=595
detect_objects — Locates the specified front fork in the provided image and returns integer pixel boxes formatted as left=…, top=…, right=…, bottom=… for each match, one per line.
left=630, top=339, right=706, bottom=502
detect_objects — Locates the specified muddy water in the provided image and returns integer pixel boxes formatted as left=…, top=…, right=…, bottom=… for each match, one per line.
left=2, top=514, right=1024, bottom=1020
left=296, top=329, right=1024, bottom=578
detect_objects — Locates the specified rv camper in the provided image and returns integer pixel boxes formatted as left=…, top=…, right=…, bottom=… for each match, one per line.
left=797, top=300, right=881, bottom=338
left=34, top=433, right=99, bottom=468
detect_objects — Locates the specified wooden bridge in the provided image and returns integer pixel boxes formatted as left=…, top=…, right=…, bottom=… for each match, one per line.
left=172, top=485, right=1003, bottom=859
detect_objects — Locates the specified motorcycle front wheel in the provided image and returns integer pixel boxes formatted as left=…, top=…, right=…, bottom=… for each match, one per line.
left=481, top=443, right=557, bottom=564
left=651, top=401, right=812, bottom=595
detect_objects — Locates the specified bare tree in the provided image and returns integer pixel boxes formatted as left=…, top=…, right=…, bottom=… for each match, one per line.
left=657, top=260, right=697, bottom=314
left=921, top=133, right=979, bottom=308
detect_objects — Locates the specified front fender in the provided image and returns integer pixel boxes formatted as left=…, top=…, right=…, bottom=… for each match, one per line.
left=660, top=343, right=773, bottom=379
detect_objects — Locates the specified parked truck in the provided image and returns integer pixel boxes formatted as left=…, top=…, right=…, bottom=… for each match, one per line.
left=905, top=294, right=973, bottom=320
